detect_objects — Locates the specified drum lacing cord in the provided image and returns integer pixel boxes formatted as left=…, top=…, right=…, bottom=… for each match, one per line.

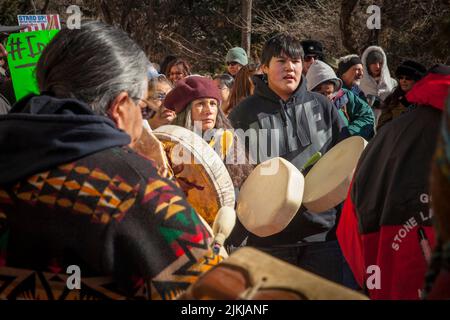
left=238, top=277, right=267, bottom=300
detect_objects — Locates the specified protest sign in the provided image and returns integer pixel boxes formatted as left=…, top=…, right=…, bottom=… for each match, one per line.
left=6, top=29, right=59, bottom=100
left=17, top=15, right=61, bottom=32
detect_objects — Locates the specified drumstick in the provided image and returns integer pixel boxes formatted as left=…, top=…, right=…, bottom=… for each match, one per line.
left=212, top=206, right=236, bottom=254
left=301, top=151, right=322, bottom=173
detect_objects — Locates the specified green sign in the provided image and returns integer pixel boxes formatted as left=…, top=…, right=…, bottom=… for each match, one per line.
left=6, top=29, right=59, bottom=100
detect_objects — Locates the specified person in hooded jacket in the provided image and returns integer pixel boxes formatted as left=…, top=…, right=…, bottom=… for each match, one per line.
left=337, top=64, right=450, bottom=300
left=0, top=21, right=218, bottom=300
left=360, top=46, right=397, bottom=126
left=306, top=60, right=375, bottom=141
left=228, top=34, right=356, bottom=288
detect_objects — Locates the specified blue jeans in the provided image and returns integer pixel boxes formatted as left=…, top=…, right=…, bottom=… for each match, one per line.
left=255, top=240, right=359, bottom=290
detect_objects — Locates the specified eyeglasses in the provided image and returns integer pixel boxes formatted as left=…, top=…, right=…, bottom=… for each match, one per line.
left=131, top=97, right=156, bottom=120
left=304, top=55, right=318, bottom=62
left=150, top=92, right=166, bottom=101
left=398, top=76, right=413, bottom=81
left=227, top=61, right=240, bottom=66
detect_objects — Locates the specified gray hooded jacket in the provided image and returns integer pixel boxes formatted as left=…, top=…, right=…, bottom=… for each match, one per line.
left=360, top=46, right=397, bottom=101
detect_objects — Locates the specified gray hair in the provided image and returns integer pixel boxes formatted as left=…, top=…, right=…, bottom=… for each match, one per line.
left=36, top=20, right=149, bottom=116
left=184, top=104, right=194, bottom=130
left=148, top=74, right=173, bottom=93
left=172, top=104, right=194, bottom=130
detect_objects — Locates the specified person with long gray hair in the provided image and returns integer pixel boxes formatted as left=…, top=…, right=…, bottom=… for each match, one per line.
left=0, top=20, right=218, bottom=300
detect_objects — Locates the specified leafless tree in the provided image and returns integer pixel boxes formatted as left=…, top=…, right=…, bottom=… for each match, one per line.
left=241, top=0, right=252, bottom=55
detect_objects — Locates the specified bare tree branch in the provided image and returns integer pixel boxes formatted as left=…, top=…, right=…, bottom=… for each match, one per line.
left=41, top=0, right=50, bottom=13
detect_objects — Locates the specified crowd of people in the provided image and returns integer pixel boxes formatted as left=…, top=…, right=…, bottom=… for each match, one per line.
left=0, top=20, right=449, bottom=300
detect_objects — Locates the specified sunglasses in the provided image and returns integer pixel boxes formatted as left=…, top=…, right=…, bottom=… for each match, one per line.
left=304, top=55, right=319, bottom=62
left=227, top=61, right=240, bottom=66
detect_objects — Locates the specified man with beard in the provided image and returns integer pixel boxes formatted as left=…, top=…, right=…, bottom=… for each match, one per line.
left=337, top=54, right=367, bottom=102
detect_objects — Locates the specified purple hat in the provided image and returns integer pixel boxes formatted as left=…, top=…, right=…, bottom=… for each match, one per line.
left=164, top=76, right=222, bottom=113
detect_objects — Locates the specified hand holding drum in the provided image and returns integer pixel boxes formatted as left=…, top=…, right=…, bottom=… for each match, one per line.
left=237, top=136, right=368, bottom=237
left=302, top=136, right=368, bottom=213
left=153, top=125, right=235, bottom=225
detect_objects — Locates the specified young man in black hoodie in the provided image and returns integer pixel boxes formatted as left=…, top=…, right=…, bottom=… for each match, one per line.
left=228, top=34, right=354, bottom=287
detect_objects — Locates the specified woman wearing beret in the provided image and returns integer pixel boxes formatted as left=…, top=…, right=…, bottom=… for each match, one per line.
left=164, top=76, right=254, bottom=189
left=377, top=60, right=427, bottom=130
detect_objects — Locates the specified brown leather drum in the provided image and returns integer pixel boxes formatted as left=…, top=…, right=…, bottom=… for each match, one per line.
left=178, top=247, right=368, bottom=300
left=153, top=125, right=235, bottom=225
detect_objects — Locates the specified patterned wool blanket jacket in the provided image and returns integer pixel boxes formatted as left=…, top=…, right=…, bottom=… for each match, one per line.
left=0, top=94, right=219, bottom=300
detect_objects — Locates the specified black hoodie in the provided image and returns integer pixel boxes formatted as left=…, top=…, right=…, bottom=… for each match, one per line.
left=228, top=75, right=348, bottom=246
left=0, top=94, right=131, bottom=185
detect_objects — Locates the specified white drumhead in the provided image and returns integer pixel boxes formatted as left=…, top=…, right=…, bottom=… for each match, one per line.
left=154, top=125, right=235, bottom=224
left=237, top=157, right=304, bottom=237
left=303, top=136, right=368, bottom=213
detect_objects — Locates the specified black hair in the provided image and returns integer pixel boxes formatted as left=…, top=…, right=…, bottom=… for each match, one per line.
left=160, top=55, right=178, bottom=76
left=213, top=73, right=234, bottom=89
left=260, top=33, right=304, bottom=66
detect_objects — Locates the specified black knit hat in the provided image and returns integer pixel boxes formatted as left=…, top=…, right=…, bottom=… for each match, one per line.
left=337, top=55, right=363, bottom=77
left=395, top=60, right=427, bottom=81
left=301, top=40, right=324, bottom=60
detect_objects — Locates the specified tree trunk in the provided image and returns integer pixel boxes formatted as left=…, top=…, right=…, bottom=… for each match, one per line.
left=340, top=0, right=359, bottom=53
left=41, top=0, right=50, bottom=14
left=241, top=0, right=252, bottom=55
left=368, top=28, right=380, bottom=46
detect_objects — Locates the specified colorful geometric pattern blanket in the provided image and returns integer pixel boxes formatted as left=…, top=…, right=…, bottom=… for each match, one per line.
left=0, top=146, right=220, bottom=299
